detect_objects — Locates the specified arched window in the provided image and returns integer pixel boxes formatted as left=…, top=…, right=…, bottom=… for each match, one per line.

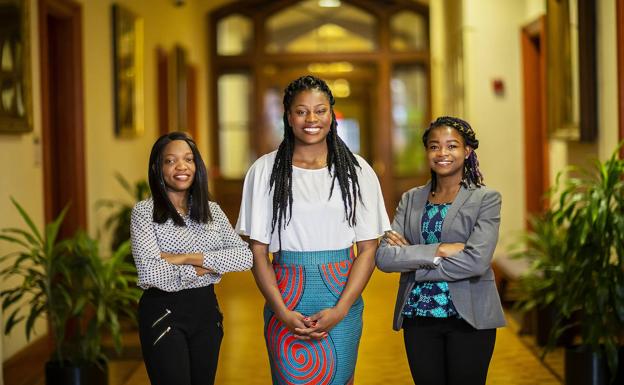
left=210, top=0, right=430, bottom=219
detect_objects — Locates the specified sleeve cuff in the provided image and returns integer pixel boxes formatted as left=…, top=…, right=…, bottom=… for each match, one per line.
left=202, top=253, right=220, bottom=275
left=433, top=256, right=442, bottom=265
left=179, top=264, right=197, bottom=284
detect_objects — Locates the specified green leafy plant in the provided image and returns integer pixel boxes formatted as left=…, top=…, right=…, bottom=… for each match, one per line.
left=97, top=173, right=150, bottom=251
left=0, top=198, right=141, bottom=365
left=514, top=147, right=624, bottom=380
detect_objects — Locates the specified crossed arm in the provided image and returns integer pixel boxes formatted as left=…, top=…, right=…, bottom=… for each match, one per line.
left=376, top=190, right=501, bottom=281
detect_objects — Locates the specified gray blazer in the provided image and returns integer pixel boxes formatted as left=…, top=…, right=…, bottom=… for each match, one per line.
left=375, top=181, right=506, bottom=331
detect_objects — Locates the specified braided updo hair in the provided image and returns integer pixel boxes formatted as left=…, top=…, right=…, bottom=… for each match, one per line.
left=269, top=75, right=362, bottom=247
left=422, top=116, right=484, bottom=192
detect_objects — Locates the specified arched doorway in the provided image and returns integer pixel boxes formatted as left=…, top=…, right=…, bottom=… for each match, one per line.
left=209, top=0, right=431, bottom=221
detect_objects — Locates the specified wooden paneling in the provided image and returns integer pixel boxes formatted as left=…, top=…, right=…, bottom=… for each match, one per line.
left=521, top=17, right=549, bottom=225
left=39, top=0, right=86, bottom=238
left=2, top=335, right=51, bottom=385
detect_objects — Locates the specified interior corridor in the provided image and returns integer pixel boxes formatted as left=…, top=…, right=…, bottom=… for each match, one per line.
left=96, top=268, right=564, bottom=385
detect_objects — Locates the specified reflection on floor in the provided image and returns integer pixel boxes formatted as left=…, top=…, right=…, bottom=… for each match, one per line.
left=35, top=269, right=564, bottom=385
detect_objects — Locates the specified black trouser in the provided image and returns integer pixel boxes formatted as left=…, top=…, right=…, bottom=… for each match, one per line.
left=403, top=316, right=496, bottom=385
left=138, top=285, right=223, bottom=385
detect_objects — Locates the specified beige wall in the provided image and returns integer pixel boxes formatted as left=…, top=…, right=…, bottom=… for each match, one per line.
left=1, top=0, right=621, bottom=365
left=461, top=0, right=529, bottom=252
left=453, top=0, right=619, bottom=254
left=0, top=0, right=229, bottom=363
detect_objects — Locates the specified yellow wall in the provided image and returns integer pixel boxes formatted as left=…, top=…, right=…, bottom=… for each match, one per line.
left=459, top=0, right=530, bottom=251
left=0, top=0, right=621, bottom=365
left=0, top=0, right=231, bottom=363
left=452, top=0, right=619, bottom=254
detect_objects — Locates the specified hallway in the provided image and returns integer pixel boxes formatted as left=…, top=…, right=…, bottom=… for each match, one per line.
left=102, top=268, right=562, bottom=385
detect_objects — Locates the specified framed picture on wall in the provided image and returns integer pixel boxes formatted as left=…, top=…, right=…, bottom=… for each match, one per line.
left=546, top=0, right=597, bottom=142
left=0, top=0, right=33, bottom=133
left=112, top=3, right=144, bottom=138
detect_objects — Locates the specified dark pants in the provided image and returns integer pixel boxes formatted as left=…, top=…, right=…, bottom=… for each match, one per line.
left=138, top=285, right=223, bottom=385
left=403, top=316, right=496, bottom=385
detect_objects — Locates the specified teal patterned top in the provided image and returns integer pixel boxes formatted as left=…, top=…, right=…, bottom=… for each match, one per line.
left=402, top=201, right=459, bottom=318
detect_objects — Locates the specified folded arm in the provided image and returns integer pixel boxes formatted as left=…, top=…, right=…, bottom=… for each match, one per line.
left=413, top=191, right=501, bottom=282
left=130, top=207, right=200, bottom=289
left=375, top=191, right=439, bottom=272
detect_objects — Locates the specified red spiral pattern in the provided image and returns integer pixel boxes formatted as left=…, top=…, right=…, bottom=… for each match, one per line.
left=320, top=260, right=352, bottom=298
left=274, top=264, right=304, bottom=310
left=266, top=315, right=336, bottom=385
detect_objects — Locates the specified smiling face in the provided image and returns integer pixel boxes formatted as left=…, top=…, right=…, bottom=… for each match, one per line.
left=287, top=89, right=332, bottom=148
left=161, top=139, right=196, bottom=193
left=426, top=125, right=472, bottom=180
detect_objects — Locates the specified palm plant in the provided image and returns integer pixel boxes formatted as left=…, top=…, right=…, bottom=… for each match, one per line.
left=514, top=147, right=624, bottom=382
left=0, top=198, right=141, bottom=368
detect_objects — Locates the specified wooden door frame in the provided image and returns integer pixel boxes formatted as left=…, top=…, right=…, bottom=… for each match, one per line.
left=617, top=0, right=624, bottom=158
left=39, top=0, right=87, bottom=228
left=208, top=0, right=431, bottom=218
left=521, top=16, right=549, bottom=224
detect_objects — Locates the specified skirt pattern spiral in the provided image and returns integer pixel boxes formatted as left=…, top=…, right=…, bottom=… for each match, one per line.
left=264, top=247, right=362, bottom=385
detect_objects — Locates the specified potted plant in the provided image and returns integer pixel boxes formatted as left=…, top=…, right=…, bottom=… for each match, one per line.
left=0, top=198, right=141, bottom=385
left=514, top=148, right=624, bottom=384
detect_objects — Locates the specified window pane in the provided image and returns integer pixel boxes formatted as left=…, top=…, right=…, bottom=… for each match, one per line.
left=263, top=86, right=284, bottom=150
left=266, top=0, right=377, bottom=53
left=390, top=11, right=427, bottom=52
left=217, top=14, right=253, bottom=56
left=218, top=74, right=250, bottom=178
left=392, top=66, right=428, bottom=176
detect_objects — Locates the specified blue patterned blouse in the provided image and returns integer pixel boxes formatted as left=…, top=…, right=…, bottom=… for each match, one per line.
left=402, top=201, right=459, bottom=318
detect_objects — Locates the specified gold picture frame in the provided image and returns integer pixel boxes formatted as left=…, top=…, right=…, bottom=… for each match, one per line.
left=112, top=3, right=144, bottom=138
left=546, top=0, right=597, bottom=142
left=0, top=0, right=33, bottom=133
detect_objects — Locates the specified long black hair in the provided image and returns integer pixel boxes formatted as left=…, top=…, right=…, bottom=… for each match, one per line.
left=148, top=131, right=212, bottom=226
left=422, top=116, right=484, bottom=192
left=269, top=75, right=361, bottom=245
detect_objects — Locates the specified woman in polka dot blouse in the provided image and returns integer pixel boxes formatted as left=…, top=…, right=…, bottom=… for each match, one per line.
left=130, top=132, right=252, bottom=385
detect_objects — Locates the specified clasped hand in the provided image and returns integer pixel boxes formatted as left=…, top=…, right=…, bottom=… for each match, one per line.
left=278, top=307, right=347, bottom=341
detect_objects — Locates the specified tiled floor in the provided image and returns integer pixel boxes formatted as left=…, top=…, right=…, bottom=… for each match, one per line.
left=103, top=269, right=563, bottom=385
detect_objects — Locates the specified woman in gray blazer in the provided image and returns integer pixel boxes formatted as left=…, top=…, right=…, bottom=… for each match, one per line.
left=376, top=116, right=505, bottom=385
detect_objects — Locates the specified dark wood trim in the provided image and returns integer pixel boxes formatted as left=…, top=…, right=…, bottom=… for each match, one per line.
left=578, top=0, right=597, bottom=142
left=39, top=0, right=87, bottom=232
left=617, top=0, right=624, bottom=158
left=377, top=9, right=394, bottom=218
left=212, top=52, right=429, bottom=69
left=208, top=0, right=431, bottom=217
left=187, top=65, right=198, bottom=141
left=2, top=334, right=51, bottom=385
left=157, top=47, right=169, bottom=137
left=521, top=16, right=549, bottom=224
left=208, top=11, right=220, bottom=174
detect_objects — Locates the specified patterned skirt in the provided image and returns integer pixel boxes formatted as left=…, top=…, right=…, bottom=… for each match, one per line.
left=264, top=247, right=363, bottom=385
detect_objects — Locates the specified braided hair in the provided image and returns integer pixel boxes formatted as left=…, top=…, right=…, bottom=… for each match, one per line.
left=269, top=75, right=362, bottom=247
left=422, top=116, right=484, bottom=192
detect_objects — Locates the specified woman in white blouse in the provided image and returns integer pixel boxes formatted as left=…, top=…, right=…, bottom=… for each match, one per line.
left=130, top=132, right=252, bottom=385
left=236, top=75, right=390, bottom=384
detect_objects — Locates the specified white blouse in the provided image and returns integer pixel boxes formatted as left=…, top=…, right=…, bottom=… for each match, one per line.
left=236, top=151, right=391, bottom=253
left=131, top=198, right=253, bottom=292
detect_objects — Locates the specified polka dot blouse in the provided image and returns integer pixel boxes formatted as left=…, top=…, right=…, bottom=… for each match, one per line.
left=130, top=198, right=253, bottom=292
